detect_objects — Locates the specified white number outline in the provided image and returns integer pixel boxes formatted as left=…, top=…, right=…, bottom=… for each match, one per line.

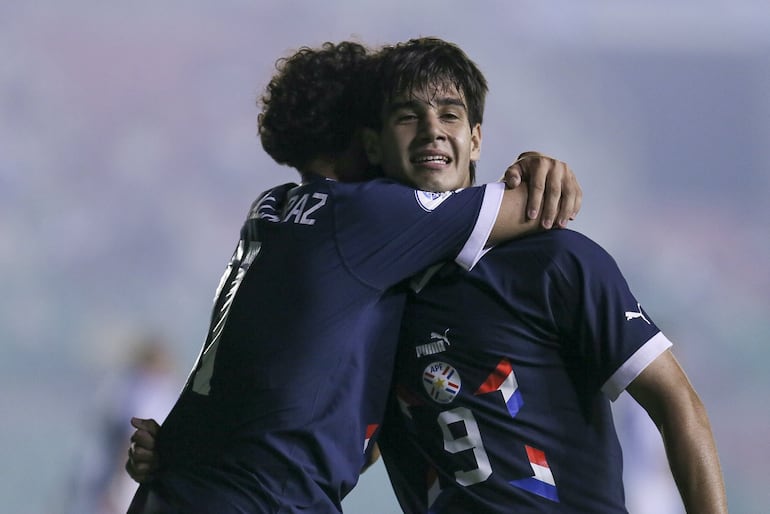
left=189, top=240, right=261, bottom=395
left=437, top=406, right=492, bottom=486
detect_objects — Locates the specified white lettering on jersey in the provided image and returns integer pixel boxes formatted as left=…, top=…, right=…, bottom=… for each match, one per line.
left=416, top=329, right=451, bottom=357
left=283, top=193, right=328, bottom=225
left=283, top=194, right=307, bottom=222
left=415, top=190, right=454, bottom=212
left=299, top=193, right=327, bottom=224
left=416, top=341, right=448, bottom=358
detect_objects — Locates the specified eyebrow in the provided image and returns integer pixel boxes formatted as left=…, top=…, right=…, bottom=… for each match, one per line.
left=387, top=96, right=468, bottom=114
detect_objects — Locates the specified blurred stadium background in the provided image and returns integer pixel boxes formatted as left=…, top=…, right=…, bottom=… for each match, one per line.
left=1, top=1, right=768, bottom=512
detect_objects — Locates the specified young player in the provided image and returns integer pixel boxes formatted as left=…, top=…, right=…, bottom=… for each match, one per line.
left=370, top=38, right=728, bottom=514
left=125, top=41, right=581, bottom=514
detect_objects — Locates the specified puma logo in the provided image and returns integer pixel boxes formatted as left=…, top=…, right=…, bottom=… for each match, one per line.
left=625, top=303, right=651, bottom=324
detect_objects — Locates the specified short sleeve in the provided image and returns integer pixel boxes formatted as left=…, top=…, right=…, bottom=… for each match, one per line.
left=333, top=179, right=503, bottom=290
left=548, top=232, right=669, bottom=399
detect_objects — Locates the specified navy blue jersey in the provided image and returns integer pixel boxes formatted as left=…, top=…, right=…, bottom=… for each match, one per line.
left=379, top=229, right=672, bottom=513
left=132, top=175, right=505, bottom=514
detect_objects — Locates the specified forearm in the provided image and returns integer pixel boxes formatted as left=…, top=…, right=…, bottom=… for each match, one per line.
left=659, top=398, right=728, bottom=513
left=628, top=351, right=728, bottom=513
left=487, top=186, right=542, bottom=245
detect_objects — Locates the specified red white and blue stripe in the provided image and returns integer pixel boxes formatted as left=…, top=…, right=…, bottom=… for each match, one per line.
left=474, top=358, right=523, bottom=417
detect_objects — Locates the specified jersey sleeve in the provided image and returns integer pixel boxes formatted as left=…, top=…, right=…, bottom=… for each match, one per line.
left=548, top=232, right=672, bottom=400
left=333, top=179, right=504, bottom=290
left=601, top=332, right=672, bottom=399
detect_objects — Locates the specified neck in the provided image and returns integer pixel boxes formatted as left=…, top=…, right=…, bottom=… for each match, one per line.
left=300, top=156, right=339, bottom=182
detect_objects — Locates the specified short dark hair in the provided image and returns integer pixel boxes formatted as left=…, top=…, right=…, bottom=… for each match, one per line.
left=258, top=41, right=370, bottom=171
left=362, top=38, right=488, bottom=181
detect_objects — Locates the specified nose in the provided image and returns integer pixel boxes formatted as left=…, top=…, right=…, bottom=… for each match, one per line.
left=417, top=111, right=445, bottom=142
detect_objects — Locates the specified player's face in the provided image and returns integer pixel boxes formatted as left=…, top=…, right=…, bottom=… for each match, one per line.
left=364, top=84, right=481, bottom=192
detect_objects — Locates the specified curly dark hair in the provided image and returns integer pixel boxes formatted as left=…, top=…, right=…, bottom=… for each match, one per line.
left=258, top=41, right=371, bottom=171
left=362, top=38, right=489, bottom=181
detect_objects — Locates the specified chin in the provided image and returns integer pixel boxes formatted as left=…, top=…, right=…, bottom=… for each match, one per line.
left=408, top=174, right=455, bottom=193
left=422, top=181, right=455, bottom=193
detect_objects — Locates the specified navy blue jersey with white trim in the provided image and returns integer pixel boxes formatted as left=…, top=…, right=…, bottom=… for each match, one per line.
left=136, top=175, right=503, bottom=513
left=380, top=229, right=671, bottom=513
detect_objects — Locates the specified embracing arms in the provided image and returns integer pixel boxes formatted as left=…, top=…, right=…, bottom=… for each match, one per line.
left=489, top=152, right=582, bottom=245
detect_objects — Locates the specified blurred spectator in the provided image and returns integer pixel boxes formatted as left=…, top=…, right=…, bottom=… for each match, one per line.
left=66, top=334, right=180, bottom=514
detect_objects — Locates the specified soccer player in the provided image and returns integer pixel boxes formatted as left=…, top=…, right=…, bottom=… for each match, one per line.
left=371, top=38, right=729, bottom=513
left=125, top=41, right=581, bottom=513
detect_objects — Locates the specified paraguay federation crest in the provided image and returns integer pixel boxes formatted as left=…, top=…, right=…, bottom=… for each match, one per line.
left=423, top=361, right=462, bottom=404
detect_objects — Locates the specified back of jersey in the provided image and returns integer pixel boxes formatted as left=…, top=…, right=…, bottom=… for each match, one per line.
left=150, top=175, right=502, bottom=513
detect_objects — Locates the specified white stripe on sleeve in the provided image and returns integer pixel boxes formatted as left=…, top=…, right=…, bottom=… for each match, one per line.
left=602, top=332, right=673, bottom=401
left=455, top=182, right=505, bottom=270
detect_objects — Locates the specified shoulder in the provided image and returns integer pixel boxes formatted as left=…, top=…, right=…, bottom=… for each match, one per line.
left=258, top=182, right=299, bottom=199
left=483, top=229, right=620, bottom=280
left=547, top=229, right=613, bottom=261
left=492, top=229, right=609, bottom=259
left=246, top=182, right=298, bottom=220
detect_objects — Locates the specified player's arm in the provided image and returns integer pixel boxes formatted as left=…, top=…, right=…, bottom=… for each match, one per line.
left=488, top=153, right=581, bottom=245
left=502, top=152, right=582, bottom=229
left=125, top=417, right=161, bottom=483
left=487, top=186, right=538, bottom=245
left=626, top=350, right=728, bottom=513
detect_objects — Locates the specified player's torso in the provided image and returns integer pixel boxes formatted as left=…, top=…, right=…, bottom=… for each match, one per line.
left=156, top=177, right=499, bottom=511
left=157, top=179, right=407, bottom=511
left=384, top=232, right=629, bottom=513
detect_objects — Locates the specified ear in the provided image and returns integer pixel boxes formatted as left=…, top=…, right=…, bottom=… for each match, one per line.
left=470, top=123, right=482, bottom=162
left=361, top=128, right=382, bottom=165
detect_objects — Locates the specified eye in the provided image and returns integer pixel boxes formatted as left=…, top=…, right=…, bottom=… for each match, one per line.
left=440, top=110, right=462, bottom=122
left=395, top=112, right=418, bottom=123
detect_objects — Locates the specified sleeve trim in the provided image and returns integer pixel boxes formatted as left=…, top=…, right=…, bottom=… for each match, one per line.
left=601, top=332, right=673, bottom=401
left=455, top=182, right=504, bottom=270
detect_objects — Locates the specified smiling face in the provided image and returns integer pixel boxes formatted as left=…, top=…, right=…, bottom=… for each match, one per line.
left=363, top=84, right=481, bottom=192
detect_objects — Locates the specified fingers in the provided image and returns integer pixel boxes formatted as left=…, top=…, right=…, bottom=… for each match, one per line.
left=131, top=417, right=160, bottom=435
left=503, top=151, right=551, bottom=189
left=502, top=163, right=522, bottom=189
left=131, top=426, right=158, bottom=451
left=557, top=167, right=582, bottom=227
left=541, top=160, right=581, bottom=229
left=130, top=440, right=158, bottom=467
left=126, top=451, right=156, bottom=483
left=533, top=160, right=560, bottom=227
left=512, top=152, right=581, bottom=229
left=126, top=439, right=159, bottom=483
left=126, top=417, right=161, bottom=483
left=515, top=152, right=553, bottom=226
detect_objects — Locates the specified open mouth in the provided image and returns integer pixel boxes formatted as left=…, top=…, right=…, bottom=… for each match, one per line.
left=411, top=154, right=451, bottom=165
